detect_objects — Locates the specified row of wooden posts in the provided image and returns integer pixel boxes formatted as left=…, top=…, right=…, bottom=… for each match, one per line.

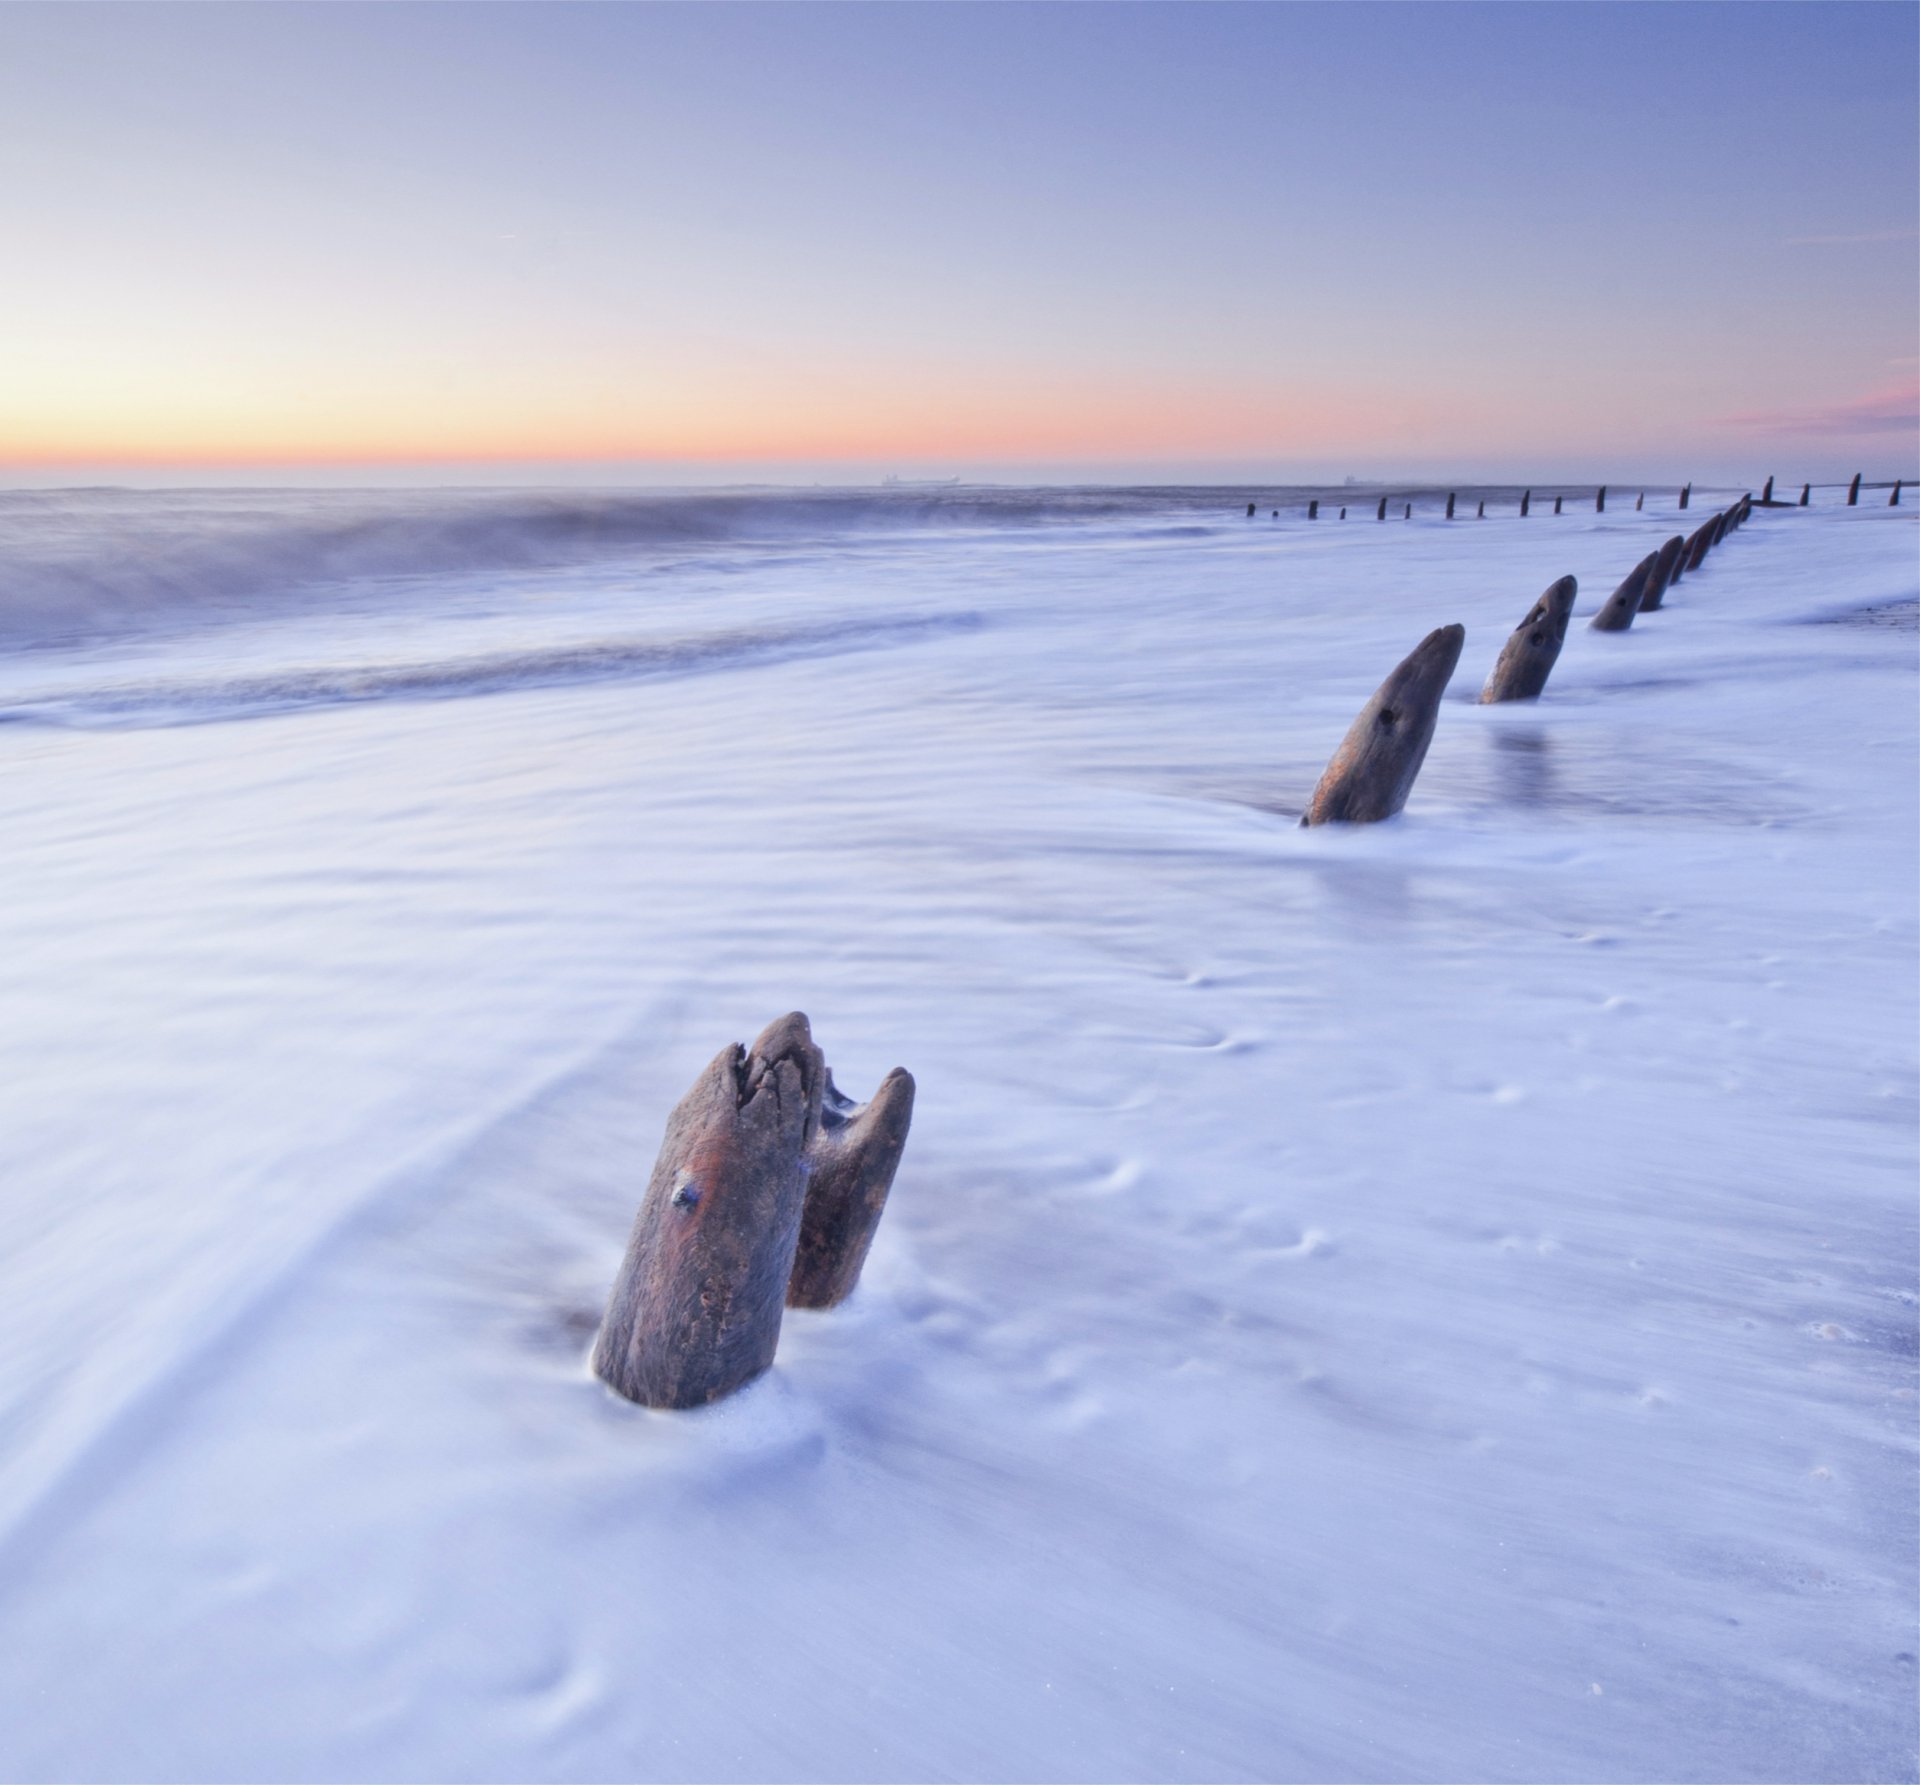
left=1247, top=474, right=1900, bottom=523
left=590, top=484, right=1772, bottom=1409
left=1299, top=492, right=1755, bottom=826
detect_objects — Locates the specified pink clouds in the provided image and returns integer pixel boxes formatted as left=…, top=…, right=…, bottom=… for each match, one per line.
left=1720, top=382, right=1920, bottom=437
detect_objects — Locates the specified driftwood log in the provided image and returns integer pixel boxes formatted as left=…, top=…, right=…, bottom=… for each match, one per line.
left=593, top=1013, right=825, bottom=1409
left=1302, top=624, right=1464, bottom=825
left=1640, top=535, right=1686, bottom=610
left=1590, top=553, right=1655, bottom=631
left=1481, top=576, right=1576, bottom=703
left=787, top=1067, right=916, bottom=1309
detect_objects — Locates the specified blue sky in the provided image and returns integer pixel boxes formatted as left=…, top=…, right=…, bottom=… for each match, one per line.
left=1, top=2, right=1913, bottom=482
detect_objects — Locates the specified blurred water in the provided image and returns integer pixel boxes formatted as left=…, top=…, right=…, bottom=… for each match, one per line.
left=0, top=491, right=1912, bottom=1781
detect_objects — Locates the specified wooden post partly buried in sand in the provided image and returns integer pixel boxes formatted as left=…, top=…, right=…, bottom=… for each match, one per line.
left=1761, top=476, right=1773, bottom=504
left=1302, top=625, right=1465, bottom=825
left=1848, top=473, right=1861, bottom=506
left=1892, top=481, right=1903, bottom=508
left=787, top=1068, right=916, bottom=1309
left=1446, top=492, right=1455, bottom=520
left=1404, top=502, right=1411, bottom=520
left=1596, top=486, right=1606, bottom=513
left=593, top=1013, right=825, bottom=1409
left=1308, top=499, right=1319, bottom=519
left=1553, top=495, right=1563, bottom=515
left=1521, top=489, right=1531, bottom=517
left=1800, top=483, right=1810, bottom=506
left=1679, top=482, right=1691, bottom=510
left=1636, top=492, right=1644, bottom=511
left=1590, top=553, right=1656, bottom=632
left=1640, top=535, right=1686, bottom=610
left=1480, top=576, right=1576, bottom=703
left=1477, top=500, right=1485, bottom=518
left=1683, top=516, right=1718, bottom=570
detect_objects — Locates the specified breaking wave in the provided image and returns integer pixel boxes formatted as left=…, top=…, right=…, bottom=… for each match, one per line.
left=0, top=486, right=1240, bottom=649
left=0, top=611, right=983, bottom=729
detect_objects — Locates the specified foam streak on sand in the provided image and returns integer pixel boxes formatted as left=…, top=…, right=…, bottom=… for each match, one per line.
left=0, top=490, right=1911, bottom=1781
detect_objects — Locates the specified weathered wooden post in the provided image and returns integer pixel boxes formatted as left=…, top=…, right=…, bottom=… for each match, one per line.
left=1302, top=625, right=1465, bottom=825
left=1480, top=575, right=1577, bottom=703
left=1761, top=476, right=1774, bottom=504
left=1635, top=492, right=1644, bottom=511
left=1596, top=486, right=1606, bottom=513
left=1711, top=509, right=1730, bottom=545
left=1446, top=492, right=1456, bottom=519
left=1340, top=506, right=1347, bottom=519
left=1404, top=502, right=1411, bottom=520
left=1679, top=483, right=1691, bottom=510
left=1682, top=517, right=1717, bottom=571
left=1308, top=499, right=1319, bottom=519
left=1477, top=500, right=1486, bottom=518
left=1553, top=495, right=1563, bottom=515
left=593, top=1013, right=825, bottom=1409
left=1590, top=553, right=1656, bottom=631
left=787, top=1068, right=916, bottom=1309
left=1892, top=481, right=1903, bottom=507
left=1800, top=483, right=1810, bottom=506
left=1521, top=489, right=1531, bottom=517
left=1246, top=503, right=1256, bottom=518
left=1640, top=535, right=1686, bottom=610
left=1377, top=496, right=1387, bottom=521
left=1848, top=473, right=1862, bottom=506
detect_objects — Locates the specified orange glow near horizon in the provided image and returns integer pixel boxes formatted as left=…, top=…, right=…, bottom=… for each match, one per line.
left=0, top=373, right=1483, bottom=470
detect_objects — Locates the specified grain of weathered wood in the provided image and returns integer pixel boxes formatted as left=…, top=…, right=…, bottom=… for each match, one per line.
left=1640, top=535, right=1686, bottom=611
left=593, top=1012, right=825, bottom=1409
left=1590, top=553, right=1656, bottom=632
left=1302, top=624, right=1464, bottom=825
left=1480, top=576, right=1576, bottom=703
left=787, top=1067, right=916, bottom=1309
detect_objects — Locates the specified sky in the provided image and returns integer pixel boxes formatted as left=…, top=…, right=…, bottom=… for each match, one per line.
left=1, top=1, right=1914, bottom=486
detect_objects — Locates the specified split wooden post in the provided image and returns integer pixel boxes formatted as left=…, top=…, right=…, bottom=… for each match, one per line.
left=1590, top=552, right=1656, bottom=631
left=1848, top=473, right=1862, bottom=506
left=1480, top=575, right=1577, bottom=703
left=1302, top=625, right=1465, bottom=825
left=593, top=1013, right=825, bottom=1410
left=1640, top=535, right=1686, bottom=610
left=1679, top=483, right=1691, bottom=510
left=787, top=1068, right=916, bottom=1309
